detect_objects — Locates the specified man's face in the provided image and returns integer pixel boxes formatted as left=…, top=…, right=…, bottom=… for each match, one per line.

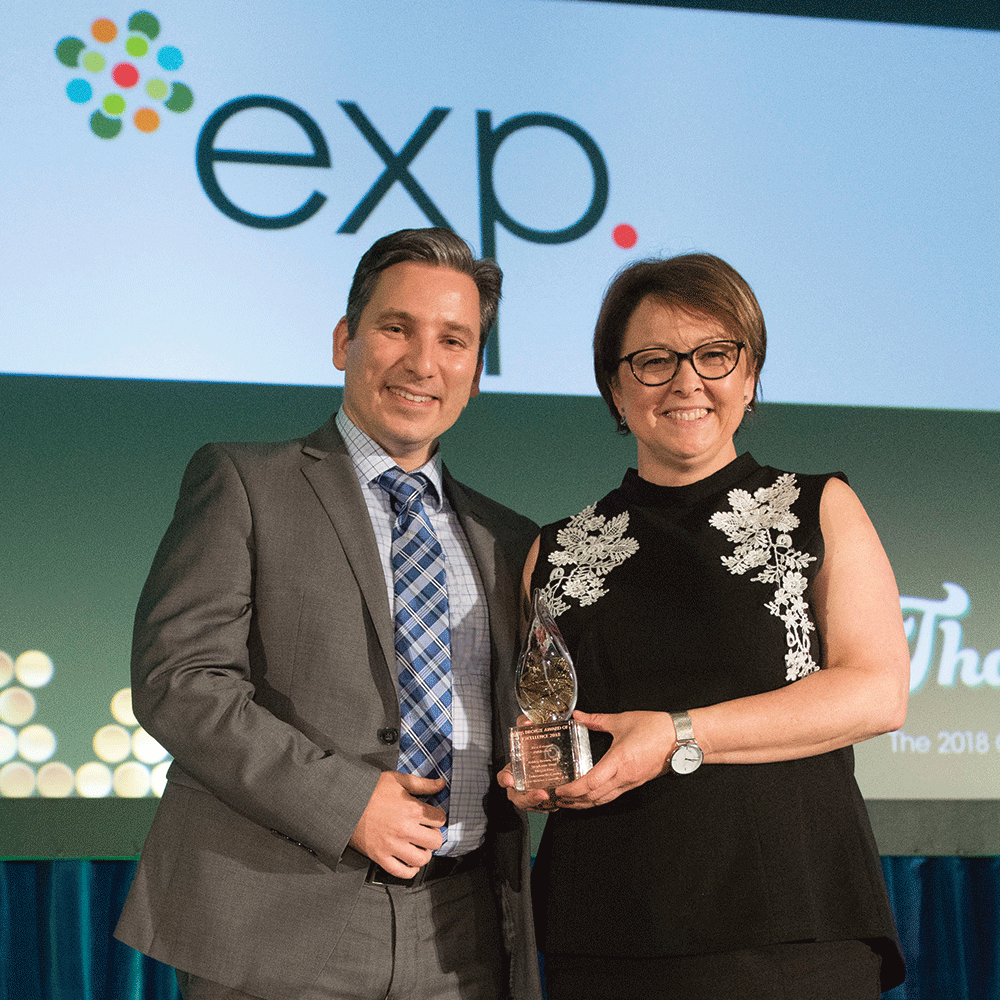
left=333, top=261, right=483, bottom=470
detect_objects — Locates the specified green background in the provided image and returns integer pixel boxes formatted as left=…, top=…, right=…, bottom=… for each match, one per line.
left=1, top=374, right=998, bottom=854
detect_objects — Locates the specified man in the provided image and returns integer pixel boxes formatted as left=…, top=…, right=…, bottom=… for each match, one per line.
left=115, top=228, right=541, bottom=1000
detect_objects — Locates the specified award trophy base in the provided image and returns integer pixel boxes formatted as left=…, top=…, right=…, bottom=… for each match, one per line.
left=509, top=719, right=593, bottom=792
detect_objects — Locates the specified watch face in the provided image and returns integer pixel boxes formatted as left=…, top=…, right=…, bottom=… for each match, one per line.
left=671, top=742, right=703, bottom=775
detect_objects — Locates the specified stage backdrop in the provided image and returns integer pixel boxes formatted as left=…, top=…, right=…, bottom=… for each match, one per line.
left=1, top=0, right=998, bottom=854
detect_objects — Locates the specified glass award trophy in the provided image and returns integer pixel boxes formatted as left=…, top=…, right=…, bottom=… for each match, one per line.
left=508, top=590, right=593, bottom=792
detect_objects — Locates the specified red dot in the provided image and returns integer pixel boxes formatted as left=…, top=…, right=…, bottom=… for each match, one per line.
left=112, top=63, right=139, bottom=88
left=613, top=224, right=637, bottom=249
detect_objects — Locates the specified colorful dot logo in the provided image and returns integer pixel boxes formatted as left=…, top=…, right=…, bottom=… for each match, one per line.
left=55, top=10, right=194, bottom=139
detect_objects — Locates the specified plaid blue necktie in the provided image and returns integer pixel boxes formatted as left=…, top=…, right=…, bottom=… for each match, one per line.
left=377, top=468, right=452, bottom=828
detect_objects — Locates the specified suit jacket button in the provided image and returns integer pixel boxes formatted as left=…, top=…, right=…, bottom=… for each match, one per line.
left=378, top=727, right=399, bottom=745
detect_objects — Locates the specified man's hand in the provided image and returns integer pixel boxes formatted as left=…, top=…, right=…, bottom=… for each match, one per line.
left=349, top=771, right=447, bottom=876
left=497, top=763, right=558, bottom=812
left=497, top=713, right=558, bottom=812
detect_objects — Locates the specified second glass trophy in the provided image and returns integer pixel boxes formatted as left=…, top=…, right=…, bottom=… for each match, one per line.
left=508, top=590, right=593, bottom=792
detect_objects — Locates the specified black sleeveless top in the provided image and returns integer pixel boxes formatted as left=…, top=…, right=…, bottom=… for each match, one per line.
left=529, top=454, right=904, bottom=990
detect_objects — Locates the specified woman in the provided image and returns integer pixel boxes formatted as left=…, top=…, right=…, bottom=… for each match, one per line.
left=501, top=254, right=909, bottom=999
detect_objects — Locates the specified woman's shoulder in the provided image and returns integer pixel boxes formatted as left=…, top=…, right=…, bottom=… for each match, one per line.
left=532, top=487, right=641, bottom=619
left=742, top=459, right=847, bottom=489
left=737, top=462, right=849, bottom=512
left=710, top=463, right=848, bottom=538
left=538, top=485, right=630, bottom=538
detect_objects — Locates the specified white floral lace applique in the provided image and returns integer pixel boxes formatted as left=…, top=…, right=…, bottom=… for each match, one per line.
left=709, top=474, right=819, bottom=681
left=539, top=503, right=639, bottom=618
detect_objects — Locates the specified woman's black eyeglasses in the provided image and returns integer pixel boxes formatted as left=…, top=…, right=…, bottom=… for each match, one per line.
left=618, top=340, right=745, bottom=386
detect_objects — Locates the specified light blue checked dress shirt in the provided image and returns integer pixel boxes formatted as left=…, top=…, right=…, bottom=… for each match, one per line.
left=336, top=409, right=492, bottom=857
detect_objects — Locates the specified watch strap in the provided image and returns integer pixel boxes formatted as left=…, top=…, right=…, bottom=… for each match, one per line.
left=670, top=710, right=695, bottom=744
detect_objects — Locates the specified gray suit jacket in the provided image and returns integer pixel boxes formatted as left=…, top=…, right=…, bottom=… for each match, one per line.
left=114, top=417, right=541, bottom=1000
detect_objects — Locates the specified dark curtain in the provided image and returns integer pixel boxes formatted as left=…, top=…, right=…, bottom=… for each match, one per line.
left=882, top=857, right=1000, bottom=1000
left=1, top=857, right=998, bottom=999
left=0, top=860, right=177, bottom=1000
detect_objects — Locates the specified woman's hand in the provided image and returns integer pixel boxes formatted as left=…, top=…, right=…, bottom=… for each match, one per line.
left=551, top=710, right=678, bottom=808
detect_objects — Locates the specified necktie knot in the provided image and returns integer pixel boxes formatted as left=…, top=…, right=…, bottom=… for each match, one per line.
left=377, top=468, right=433, bottom=518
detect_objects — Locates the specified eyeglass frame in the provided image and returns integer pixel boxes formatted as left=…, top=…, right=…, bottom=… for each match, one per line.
left=617, top=340, right=747, bottom=386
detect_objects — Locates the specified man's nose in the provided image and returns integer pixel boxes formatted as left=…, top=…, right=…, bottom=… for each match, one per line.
left=403, top=334, right=436, bottom=375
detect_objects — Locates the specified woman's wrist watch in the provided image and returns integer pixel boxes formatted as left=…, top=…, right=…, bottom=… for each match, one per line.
left=668, top=710, right=704, bottom=774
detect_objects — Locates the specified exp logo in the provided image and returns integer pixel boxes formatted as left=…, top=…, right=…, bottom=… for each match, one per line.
left=55, top=10, right=193, bottom=139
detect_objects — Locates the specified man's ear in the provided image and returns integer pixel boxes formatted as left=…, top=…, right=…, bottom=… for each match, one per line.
left=332, top=316, right=350, bottom=372
left=468, top=358, right=483, bottom=401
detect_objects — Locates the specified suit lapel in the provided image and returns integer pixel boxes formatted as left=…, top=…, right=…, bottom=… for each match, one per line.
left=300, top=422, right=397, bottom=685
left=444, top=471, right=498, bottom=626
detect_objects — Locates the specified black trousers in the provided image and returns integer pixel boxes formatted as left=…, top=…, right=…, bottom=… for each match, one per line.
left=544, top=939, right=882, bottom=1000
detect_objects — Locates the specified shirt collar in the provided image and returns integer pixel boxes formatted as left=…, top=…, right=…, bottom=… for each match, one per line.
left=335, top=408, right=444, bottom=509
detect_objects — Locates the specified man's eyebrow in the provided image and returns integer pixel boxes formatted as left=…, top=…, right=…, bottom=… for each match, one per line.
left=372, top=308, right=413, bottom=324
left=441, top=319, right=476, bottom=336
left=374, top=309, right=475, bottom=337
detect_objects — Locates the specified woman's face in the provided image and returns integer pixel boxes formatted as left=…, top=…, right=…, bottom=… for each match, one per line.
left=611, top=296, right=756, bottom=486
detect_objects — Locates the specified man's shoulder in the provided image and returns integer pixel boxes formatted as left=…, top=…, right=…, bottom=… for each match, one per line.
left=188, top=417, right=342, bottom=469
left=443, top=471, right=538, bottom=539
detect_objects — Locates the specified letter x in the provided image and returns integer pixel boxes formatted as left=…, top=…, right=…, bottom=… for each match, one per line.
left=338, top=102, right=451, bottom=233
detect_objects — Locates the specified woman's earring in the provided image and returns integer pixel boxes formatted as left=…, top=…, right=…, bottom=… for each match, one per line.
left=618, top=411, right=629, bottom=431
